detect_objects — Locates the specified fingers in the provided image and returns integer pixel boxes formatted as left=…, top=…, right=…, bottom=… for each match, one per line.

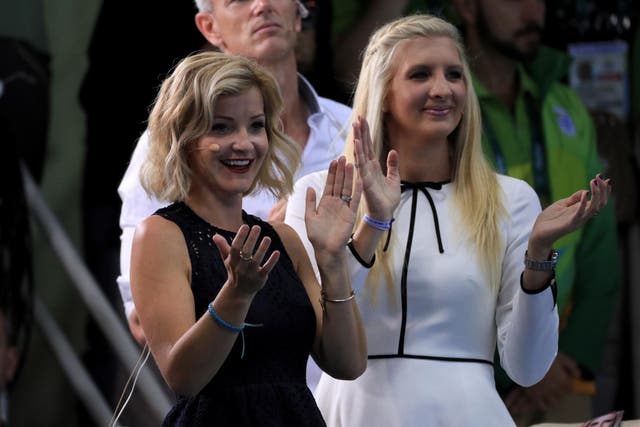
left=352, top=117, right=366, bottom=160
left=353, top=116, right=374, bottom=163
left=240, top=226, right=262, bottom=261
left=252, top=235, right=272, bottom=266
left=353, top=137, right=365, bottom=173
left=333, top=156, right=347, bottom=197
left=564, top=189, right=587, bottom=206
left=212, top=233, right=232, bottom=260
left=324, top=156, right=352, bottom=200
left=323, top=159, right=338, bottom=197
left=587, top=174, right=610, bottom=215
left=573, top=189, right=589, bottom=220
left=259, top=250, right=280, bottom=276
left=338, top=158, right=356, bottom=209
left=224, top=224, right=279, bottom=272
left=386, top=149, right=399, bottom=180
left=350, top=176, right=363, bottom=213
left=318, top=154, right=358, bottom=210
left=343, top=162, right=355, bottom=199
left=228, top=224, right=250, bottom=263
left=305, top=186, right=318, bottom=220
left=352, top=120, right=361, bottom=151
left=361, top=116, right=374, bottom=161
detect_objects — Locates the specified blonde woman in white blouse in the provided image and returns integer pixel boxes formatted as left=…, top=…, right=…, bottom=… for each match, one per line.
left=284, top=14, right=611, bottom=427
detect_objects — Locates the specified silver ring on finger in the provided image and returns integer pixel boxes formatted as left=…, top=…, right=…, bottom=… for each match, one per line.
left=340, top=194, right=352, bottom=203
left=239, top=250, right=253, bottom=261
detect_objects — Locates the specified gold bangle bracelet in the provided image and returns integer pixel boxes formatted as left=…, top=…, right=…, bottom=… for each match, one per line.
left=319, top=289, right=356, bottom=312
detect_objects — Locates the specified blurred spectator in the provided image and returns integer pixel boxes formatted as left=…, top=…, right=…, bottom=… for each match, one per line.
left=452, top=0, right=622, bottom=424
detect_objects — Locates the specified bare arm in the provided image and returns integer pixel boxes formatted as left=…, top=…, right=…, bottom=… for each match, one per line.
left=349, top=117, right=401, bottom=261
left=276, top=157, right=368, bottom=379
left=131, top=217, right=278, bottom=396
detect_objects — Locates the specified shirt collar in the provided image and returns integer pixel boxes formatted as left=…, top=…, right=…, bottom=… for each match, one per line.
left=297, top=73, right=321, bottom=115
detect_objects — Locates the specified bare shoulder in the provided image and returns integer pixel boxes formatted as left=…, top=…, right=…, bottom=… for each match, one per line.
left=133, top=214, right=189, bottom=271
left=270, top=221, right=303, bottom=253
left=135, top=214, right=182, bottom=243
left=270, top=221, right=312, bottom=270
left=269, top=221, right=320, bottom=299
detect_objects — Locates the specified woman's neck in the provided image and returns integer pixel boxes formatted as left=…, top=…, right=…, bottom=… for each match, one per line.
left=185, top=188, right=244, bottom=232
left=395, top=138, right=452, bottom=183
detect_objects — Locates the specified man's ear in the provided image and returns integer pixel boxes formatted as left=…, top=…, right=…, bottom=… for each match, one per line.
left=452, top=0, right=478, bottom=26
left=195, top=12, right=226, bottom=51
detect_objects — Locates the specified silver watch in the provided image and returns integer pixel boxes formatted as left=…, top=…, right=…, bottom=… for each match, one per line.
left=524, top=249, right=558, bottom=271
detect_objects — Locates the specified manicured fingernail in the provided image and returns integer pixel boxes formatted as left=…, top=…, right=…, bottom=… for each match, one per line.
left=593, top=179, right=598, bottom=186
left=598, top=174, right=604, bottom=180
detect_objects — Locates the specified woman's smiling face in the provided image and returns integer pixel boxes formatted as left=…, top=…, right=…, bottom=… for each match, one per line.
left=189, top=86, right=269, bottom=198
left=384, top=36, right=467, bottom=147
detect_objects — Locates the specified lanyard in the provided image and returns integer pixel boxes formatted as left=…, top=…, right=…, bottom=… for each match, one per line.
left=481, top=94, right=551, bottom=206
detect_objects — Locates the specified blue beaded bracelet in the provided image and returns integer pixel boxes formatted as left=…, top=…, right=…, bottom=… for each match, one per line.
left=363, top=214, right=394, bottom=231
left=207, top=302, right=262, bottom=359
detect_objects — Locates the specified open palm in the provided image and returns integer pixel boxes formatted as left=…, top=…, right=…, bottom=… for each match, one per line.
left=305, top=156, right=362, bottom=256
left=530, top=175, right=611, bottom=248
left=353, top=116, right=400, bottom=220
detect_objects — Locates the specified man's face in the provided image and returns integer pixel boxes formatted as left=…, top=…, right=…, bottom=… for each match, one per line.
left=476, top=0, right=545, bottom=62
left=206, top=0, right=301, bottom=61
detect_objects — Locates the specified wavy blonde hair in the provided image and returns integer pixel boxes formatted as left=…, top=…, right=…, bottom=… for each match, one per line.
left=346, top=14, right=506, bottom=293
left=141, top=51, right=300, bottom=202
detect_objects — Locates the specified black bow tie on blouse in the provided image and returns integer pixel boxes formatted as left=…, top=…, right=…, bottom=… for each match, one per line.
left=399, top=180, right=451, bottom=254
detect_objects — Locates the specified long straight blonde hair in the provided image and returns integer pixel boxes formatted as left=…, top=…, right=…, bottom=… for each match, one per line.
left=345, top=14, right=506, bottom=294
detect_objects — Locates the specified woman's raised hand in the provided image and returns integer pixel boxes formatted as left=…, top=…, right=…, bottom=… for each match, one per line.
left=212, top=225, right=280, bottom=296
left=305, top=156, right=362, bottom=258
left=529, top=174, right=612, bottom=255
left=353, top=116, right=400, bottom=221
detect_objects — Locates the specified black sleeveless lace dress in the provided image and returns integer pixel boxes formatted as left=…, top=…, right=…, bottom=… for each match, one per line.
left=157, top=202, right=325, bottom=427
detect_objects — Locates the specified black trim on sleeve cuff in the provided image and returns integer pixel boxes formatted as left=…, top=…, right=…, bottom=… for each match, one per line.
left=519, top=271, right=557, bottom=309
left=347, top=237, right=375, bottom=268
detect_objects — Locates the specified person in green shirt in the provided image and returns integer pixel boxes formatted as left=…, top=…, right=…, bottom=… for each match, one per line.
left=452, top=0, right=621, bottom=424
